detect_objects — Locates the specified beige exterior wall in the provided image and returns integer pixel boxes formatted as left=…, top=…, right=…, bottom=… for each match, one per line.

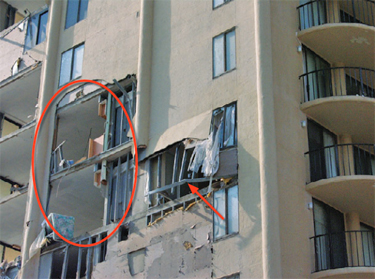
left=0, top=0, right=373, bottom=278
left=270, top=0, right=314, bottom=277
left=53, top=0, right=140, bottom=91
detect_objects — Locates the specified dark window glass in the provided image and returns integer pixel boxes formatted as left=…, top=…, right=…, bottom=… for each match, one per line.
left=37, top=11, right=48, bottom=44
left=307, top=120, right=337, bottom=182
left=313, top=199, right=347, bottom=271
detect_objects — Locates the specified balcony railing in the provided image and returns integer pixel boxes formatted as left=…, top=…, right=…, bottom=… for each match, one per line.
left=297, top=0, right=375, bottom=30
left=305, top=143, right=375, bottom=183
left=299, top=67, right=375, bottom=103
left=311, top=230, right=375, bottom=272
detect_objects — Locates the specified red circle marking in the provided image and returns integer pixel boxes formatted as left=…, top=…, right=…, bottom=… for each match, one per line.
left=32, top=79, right=138, bottom=248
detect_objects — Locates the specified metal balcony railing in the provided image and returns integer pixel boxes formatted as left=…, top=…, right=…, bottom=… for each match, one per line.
left=299, top=67, right=375, bottom=103
left=305, top=143, right=375, bottom=183
left=297, top=0, right=375, bottom=30
left=311, top=230, right=375, bottom=272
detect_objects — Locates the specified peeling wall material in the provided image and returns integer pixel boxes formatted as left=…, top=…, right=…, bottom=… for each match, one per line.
left=92, top=202, right=213, bottom=279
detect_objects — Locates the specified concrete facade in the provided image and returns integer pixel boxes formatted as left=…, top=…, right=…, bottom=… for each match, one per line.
left=0, top=0, right=374, bottom=278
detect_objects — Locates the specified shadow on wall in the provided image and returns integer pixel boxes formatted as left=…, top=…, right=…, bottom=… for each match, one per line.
left=236, top=142, right=261, bottom=252
left=150, top=0, right=172, bottom=140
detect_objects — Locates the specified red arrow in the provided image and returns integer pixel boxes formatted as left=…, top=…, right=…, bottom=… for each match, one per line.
left=188, top=184, right=224, bottom=220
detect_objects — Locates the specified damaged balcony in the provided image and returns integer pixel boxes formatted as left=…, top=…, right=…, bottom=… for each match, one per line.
left=36, top=227, right=108, bottom=278
left=47, top=77, right=136, bottom=240
left=146, top=103, right=238, bottom=225
left=51, top=77, right=136, bottom=175
left=297, top=0, right=375, bottom=69
left=300, top=67, right=375, bottom=143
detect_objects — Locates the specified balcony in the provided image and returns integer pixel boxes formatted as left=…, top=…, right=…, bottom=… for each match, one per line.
left=297, top=0, right=375, bottom=68
left=305, top=144, right=375, bottom=226
left=310, top=231, right=375, bottom=278
left=300, top=67, right=375, bottom=143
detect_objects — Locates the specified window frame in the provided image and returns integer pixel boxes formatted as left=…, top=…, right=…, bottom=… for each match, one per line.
left=212, top=28, right=236, bottom=78
left=65, top=0, right=89, bottom=29
left=58, top=43, right=85, bottom=87
left=106, top=153, right=134, bottom=224
left=210, top=102, right=237, bottom=150
left=213, top=0, right=233, bottom=10
left=24, top=9, right=49, bottom=51
left=213, top=184, right=239, bottom=241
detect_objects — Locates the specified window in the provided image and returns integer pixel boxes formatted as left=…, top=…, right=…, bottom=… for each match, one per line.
left=312, top=199, right=347, bottom=271
left=25, top=9, right=48, bottom=51
left=302, top=47, right=331, bottom=101
left=213, top=185, right=238, bottom=240
left=65, top=0, right=89, bottom=29
left=353, top=146, right=375, bottom=175
left=59, top=44, right=84, bottom=86
left=360, top=223, right=375, bottom=266
left=307, top=120, right=337, bottom=182
left=108, top=88, right=136, bottom=149
left=5, top=5, right=17, bottom=30
left=211, top=102, right=237, bottom=149
left=213, top=29, right=236, bottom=77
left=213, top=0, right=233, bottom=9
left=38, top=233, right=107, bottom=278
left=107, top=154, right=134, bottom=223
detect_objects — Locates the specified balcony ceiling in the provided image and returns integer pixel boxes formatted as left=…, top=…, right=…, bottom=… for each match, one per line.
left=5, top=0, right=47, bottom=17
left=306, top=176, right=375, bottom=227
left=0, top=64, right=41, bottom=124
left=56, top=96, right=105, bottom=163
left=49, top=166, right=104, bottom=238
left=298, top=24, right=375, bottom=70
left=0, top=191, right=27, bottom=246
left=0, top=122, right=35, bottom=185
left=301, top=96, right=375, bottom=143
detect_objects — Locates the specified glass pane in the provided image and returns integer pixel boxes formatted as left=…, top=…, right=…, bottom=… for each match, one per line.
left=65, top=0, right=79, bottom=29
left=225, top=30, right=236, bottom=71
left=227, top=186, right=238, bottom=234
left=213, top=0, right=224, bottom=8
left=164, top=151, right=174, bottom=185
left=72, top=44, right=84, bottom=79
left=25, top=14, right=38, bottom=51
left=323, top=131, right=337, bottom=178
left=37, top=11, right=48, bottom=45
left=110, top=175, right=117, bottom=221
left=79, top=0, right=89, bottom=21
left=213, top=34, right=224, bottom=77
left=127, top=167, right=133, bottom=214
left=223, top=104, right=236, bottom=147
left=211, top=108, right=224, bottom=148
left=114, top=107, right=122, bottom=146
left=59, top=49, right=73, bottom=86
left=213, top=189, right=226, bottom=239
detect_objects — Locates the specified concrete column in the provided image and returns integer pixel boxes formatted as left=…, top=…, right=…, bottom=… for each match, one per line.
left=339, top=134, right=355, bottom=175
left=254, top=0, right=282, bottom=278
left=20, top=0, right=62, bottom=278
left=345, top=212, right=362, bottom=267
left=134, top=0, right=154, bottom=149
left=331, top=62, right=346, bottom=97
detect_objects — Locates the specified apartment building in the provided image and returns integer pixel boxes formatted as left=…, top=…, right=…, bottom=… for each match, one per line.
left=0, top=0, right=373, bottom=278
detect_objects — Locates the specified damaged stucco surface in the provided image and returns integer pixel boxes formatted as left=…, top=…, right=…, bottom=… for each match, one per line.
left=92, top=202, right=213, bottom=279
